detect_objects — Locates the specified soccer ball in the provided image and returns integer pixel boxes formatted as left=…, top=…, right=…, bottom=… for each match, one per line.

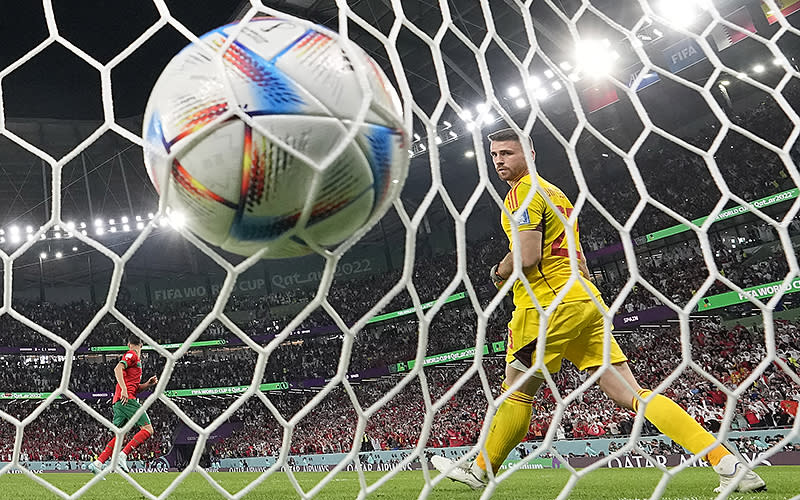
left=142, top=17, right=408, bottom=258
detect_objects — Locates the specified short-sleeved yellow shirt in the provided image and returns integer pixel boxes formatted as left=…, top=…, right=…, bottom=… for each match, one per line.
left=501, top=173, right=601, bottom=309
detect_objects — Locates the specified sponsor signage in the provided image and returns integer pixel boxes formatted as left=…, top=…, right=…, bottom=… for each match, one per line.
left=613, top=305, right=676, bottom=329
left=698, top=277, right=800, bottom=310
left=663, top=38, right=706, bottom=73
left=646, top=188, right=798, bottom=242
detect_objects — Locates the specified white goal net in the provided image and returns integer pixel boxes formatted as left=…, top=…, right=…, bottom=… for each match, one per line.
left=1, top=0, right=799, bottom=499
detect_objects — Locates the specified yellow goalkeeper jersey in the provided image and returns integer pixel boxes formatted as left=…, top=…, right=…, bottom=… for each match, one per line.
left=501, top=173, right=601, bottom=308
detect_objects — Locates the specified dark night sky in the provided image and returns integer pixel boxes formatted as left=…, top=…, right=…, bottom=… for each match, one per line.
left=1, top=1, right=242, bottom=120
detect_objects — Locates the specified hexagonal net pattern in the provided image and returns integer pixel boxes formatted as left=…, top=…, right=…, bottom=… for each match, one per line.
left=1, top=1, right=800, bottom=499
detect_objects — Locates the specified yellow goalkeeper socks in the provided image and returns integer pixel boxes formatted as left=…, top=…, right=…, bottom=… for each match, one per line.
left=633, top=389, right=731, bottom=466
left=476, top=382, right=533, bottom=474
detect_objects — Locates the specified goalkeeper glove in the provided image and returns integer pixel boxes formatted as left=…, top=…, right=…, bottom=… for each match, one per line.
left=490, top=264, right=507, bottom=290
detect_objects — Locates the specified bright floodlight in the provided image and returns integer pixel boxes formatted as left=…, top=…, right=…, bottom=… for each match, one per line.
left=26, top=225, right=33, bottom=233
left=9, top=225, right=19, bottom=234
left=94, top=218, right=103, bottom=227
left=137, top=222, right=145, bottom=230
left=95, top=227, right=104, bottom=235
left=559, top=61, right=572, bottom=71
left=514, top=98, right=526, bottom=108
left=720, top=80, right=731, bottom=86
left=464, top=150, right=475, bottom=158
left=55, top=252, right=62, bottom=259
left=658, top=0, right=708, bottom=29
left=575, top=40, right=619, bottom=77
left=459, top=109, right=473, bottom=121
left=753, top=64, right=765, bottom=73
left=507, top=85, right=521, bottom=98
left=552, top=81, right=563, bottom=90
left=476, top=102, right=490, bottom=114
left=40, top=252, right=47, bottom=259
left=72, top=247, right=78, bottom=252
left=10, top=234, right=20, bottom=244
left=66, top=221, right=75, bottom=230
left=123, top=224, right=131, bottom=232
left=526, top=76, right=541, bottom=89
left=169, top=211, right=186, bottom=229
left=535, top=88, right=549, bottom=101
left=543, top=69, right=555, bottom=79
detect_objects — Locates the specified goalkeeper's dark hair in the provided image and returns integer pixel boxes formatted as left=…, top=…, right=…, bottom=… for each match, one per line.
left=487, top=128, right=534, bottom=148
left=128, top=335, right=143, bottom=346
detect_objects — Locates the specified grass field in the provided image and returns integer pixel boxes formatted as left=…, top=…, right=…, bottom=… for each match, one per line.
left=0, top=467, right=798, bottom=500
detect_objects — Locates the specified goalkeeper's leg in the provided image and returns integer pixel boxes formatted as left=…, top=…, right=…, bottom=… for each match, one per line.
left=593, top=362, right=766, bottom=493
left=432, top=363, right=541, bottom=487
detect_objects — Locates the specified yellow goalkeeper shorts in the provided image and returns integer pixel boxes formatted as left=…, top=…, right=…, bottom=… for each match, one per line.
left=505, top=299, right=627, bottom=375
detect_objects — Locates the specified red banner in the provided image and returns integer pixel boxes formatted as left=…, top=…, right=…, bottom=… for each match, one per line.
left=762, top=0, right=800, bottom=24
left=582, top=83, right=619, bottom=113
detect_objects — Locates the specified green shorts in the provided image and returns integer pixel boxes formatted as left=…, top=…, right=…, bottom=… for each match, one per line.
left=112, top=399, right=151, bottom=428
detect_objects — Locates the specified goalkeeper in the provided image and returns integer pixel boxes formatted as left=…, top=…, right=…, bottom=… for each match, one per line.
left=431, top=128, right=765, bottom=493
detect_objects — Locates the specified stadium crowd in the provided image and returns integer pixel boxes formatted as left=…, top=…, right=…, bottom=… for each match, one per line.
left=1, top=92, right=799, bottom=465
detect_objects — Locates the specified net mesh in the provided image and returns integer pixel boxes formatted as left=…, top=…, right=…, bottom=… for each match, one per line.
left=0, top=0, right=799, bottom=498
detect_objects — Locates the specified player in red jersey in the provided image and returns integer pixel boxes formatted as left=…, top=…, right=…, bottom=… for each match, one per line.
left=88, top=335, right=158, bottom=475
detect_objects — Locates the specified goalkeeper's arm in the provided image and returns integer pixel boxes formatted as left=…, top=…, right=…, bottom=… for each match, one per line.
left=493, top=230, right=543, bottom=287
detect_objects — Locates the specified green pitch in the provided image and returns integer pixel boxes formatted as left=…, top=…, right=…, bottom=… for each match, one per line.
left=0, top=468, right=797, bottom=499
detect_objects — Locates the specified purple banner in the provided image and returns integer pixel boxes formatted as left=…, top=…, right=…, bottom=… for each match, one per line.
left=568, top=451, right=800, bottom=468
left=613, top=305, right=676, bottom=329
left=586, top=241, right=624, bottom=260
left=172, top=422, right=242, bottom=445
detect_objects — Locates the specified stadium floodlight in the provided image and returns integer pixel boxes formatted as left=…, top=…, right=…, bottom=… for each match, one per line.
left=507, top=85, right=521, bottom=98
left=72, top=246, right=77, bottom=252
left=121, top=216, right=129, bottom=224
left=26, top=234, right=34, bottom=241
left=109, top=227, right=117, bottom=233
left=569, top=72, right=581, bottom=82
left=543, top=69, right=555, bottom=79
left=168, top=211, right=185, bottom=229
left=79, top=222, right=86, bottom=228
left=66, top=221, right=75, bottom=231
left=559, top=61, right=572, bottom=71
left=0, top=229, right=4, bottom=235
left=40, top=252, right=46, bottom=259
left=95, top=227, right=104, bottom=235
left=147, top=213, right=155, bottom=220
left=753, top=64, right=765, bottom=73
left=26, top=225, right=33, bottom=233
left=135, top=215, right=142, bottom=222
left=9, top=225, right=19, bottom=235
left=10, top=234, right=20, bottom=244
left=535, top=88, right=549, bottom=101
left=552, top=81, right=563, bottom=90
left=576, top=39, right=619, bottom=77
left=525, top=76, right=541, bottom=89
left=459, top=108, right=473, bottom=121
left=481, top=113, right=495, bottom=125
left=476, top=102, right=490, bottom=114
left=720, top=80, right=731, bottom=86
left=657, top=0, right=709, bottom=29
left=55, top=252, right=62, bottom=259
left=464, top=150, right=475, bottom=158
left=123, top=224, right=131, bottom=232
left=94, top=218, right=103, bottom=227
left=108, top=219, right=115, bottom=225
left=0, top=237, right=4, bottom=243
left=54, top=232, right=61, bottom=239
left=137, top=222, right=145, bottom=230
left=514, top=97, right=526, bottom=108
left=81, top=230, right=87, bottom=236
